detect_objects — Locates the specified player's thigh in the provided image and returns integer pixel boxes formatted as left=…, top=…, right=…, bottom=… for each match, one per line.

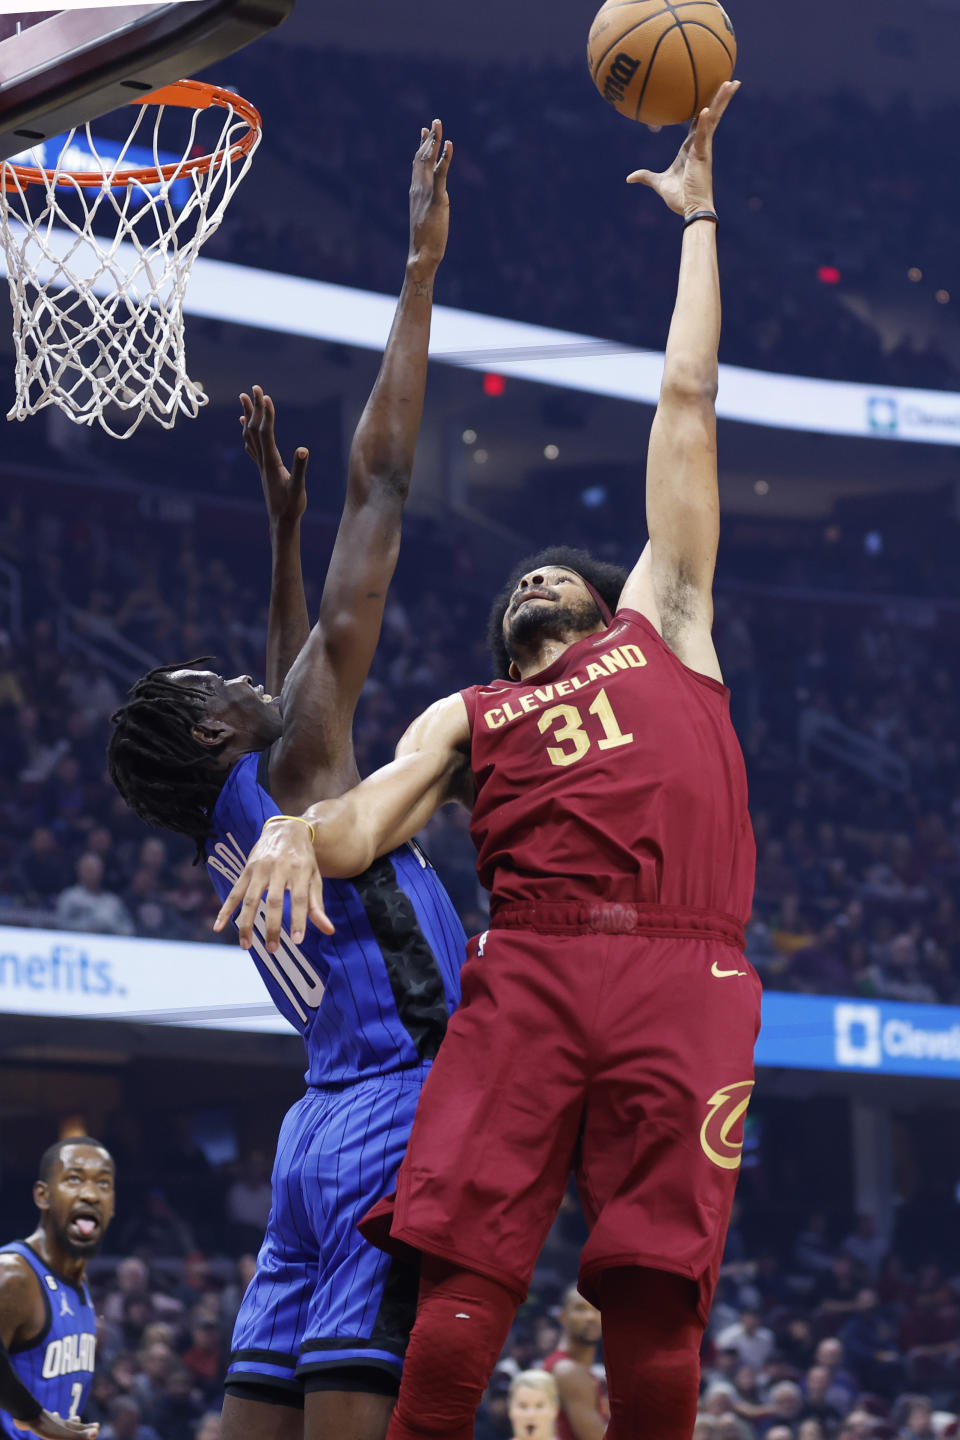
left=577, top=936, right=761, bottom=1308
left=391, top=929, right=593, bottom=1285
left=296, top=1078, right=422, bottom=1383
left=221, top=1390, right=303, bottom=1440
left=229, top=1093, right=323, bottom=1391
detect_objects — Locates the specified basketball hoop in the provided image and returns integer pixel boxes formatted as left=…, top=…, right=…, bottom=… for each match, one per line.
left=0, top=79, right=262, bottom=439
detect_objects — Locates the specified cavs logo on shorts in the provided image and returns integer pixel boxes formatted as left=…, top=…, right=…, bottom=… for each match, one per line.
left=699, top=1080, right=755, bottom=1171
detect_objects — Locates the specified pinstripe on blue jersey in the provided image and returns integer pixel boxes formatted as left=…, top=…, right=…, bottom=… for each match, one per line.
left=205, top=750, right=466, bottom=1087
left=228, top=1071, right=424, bottom=1385
left=0, top=1243, right=96, bottom=1440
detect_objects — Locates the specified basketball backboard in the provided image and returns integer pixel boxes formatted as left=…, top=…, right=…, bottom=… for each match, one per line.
left=0, top=1, right=295, bottom=161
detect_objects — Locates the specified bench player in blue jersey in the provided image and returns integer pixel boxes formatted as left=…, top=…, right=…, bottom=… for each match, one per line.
left=0, top=1138, right=115, bottom=1440
left=107, top=123, right=466, bottom=1440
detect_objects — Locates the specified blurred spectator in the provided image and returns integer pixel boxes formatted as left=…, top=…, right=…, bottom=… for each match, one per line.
left=225, top=1154, right=272, bottom=1253
left=55, top=852, right=135, bottom=936
left=839, top=1290, right=906, bottom=1396
left=119, top=1191, right=196, bottom=1260
left=151, top=1369, right=205, bottom=1440
left=132, top=1344, right=177, bottom=1420
left=716, top=1311, right=777, bottom=1371
left=194, top=1415, right=221, bottom=1440
left=101, top=1396, right=162, bottom=1440
left=180, top=1315, right=226, bottom=1404
left=842, top=1216, right=889, bottom=1280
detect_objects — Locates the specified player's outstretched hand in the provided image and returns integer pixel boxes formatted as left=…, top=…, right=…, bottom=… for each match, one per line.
left=408, top=118, right=453, bottom=279
left=213, top=818, right=334, bottom=953
left=14, top=1411, right=99, bottom=1440
left=240, top=384, right=309, bottom=529
left=627, top=79, right=740, bottom=217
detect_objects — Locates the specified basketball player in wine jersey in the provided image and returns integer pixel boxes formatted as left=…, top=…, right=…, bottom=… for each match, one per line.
left=219, top=82, right=757, bottom=1440
left=0, top=1139, right=115, bottom=1440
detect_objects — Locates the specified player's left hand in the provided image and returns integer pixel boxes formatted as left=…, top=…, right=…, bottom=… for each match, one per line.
left=626, top=79, right=739, bottom=218
left=408, top=119, right=453, bottom=278
left=213, top=818, right=334, bottom=952
left=240, top=385, right=309, bottom=529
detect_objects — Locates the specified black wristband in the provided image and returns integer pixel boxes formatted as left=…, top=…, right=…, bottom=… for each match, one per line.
left=0, top=1339, right=44, bottom=1423
left=684, top=209, right=719, bottom=229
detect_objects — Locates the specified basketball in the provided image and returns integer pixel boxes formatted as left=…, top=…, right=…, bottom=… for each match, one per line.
left=587, top=0, right=737, bottom=126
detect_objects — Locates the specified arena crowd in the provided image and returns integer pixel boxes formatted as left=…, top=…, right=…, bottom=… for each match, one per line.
left=200, top=51, right=960, bottom=391
left=71, top=1206, right=960, bottom=1440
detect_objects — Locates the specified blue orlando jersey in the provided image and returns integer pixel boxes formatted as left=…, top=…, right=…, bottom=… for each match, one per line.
left=206, top=750, right=466, bottom=1087
left=0, top=1242, right=97, bottom=1438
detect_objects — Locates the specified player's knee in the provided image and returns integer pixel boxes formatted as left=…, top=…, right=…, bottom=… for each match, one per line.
left=392, top=1265, right=518, bottom=1437
left=598, top=1267, right=703, bottom=1440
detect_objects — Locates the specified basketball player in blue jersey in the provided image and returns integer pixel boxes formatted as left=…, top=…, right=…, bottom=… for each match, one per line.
left=0, top=1138, right=115, bottom=1440
left=107, top=123, right=466, bottom=1440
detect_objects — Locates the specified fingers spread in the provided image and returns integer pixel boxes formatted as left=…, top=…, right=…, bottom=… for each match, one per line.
left=626, top=168, right=653, bottom=185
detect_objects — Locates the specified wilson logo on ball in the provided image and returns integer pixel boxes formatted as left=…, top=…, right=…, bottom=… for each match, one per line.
left=603, top=52, right=642, bottom=106
left=588, top=0, right=737, bottom=127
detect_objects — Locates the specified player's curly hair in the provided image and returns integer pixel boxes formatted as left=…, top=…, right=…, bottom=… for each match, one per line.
left=486, top=545, right=628, bottom=680
left=107, top=660, right=227, bottom=861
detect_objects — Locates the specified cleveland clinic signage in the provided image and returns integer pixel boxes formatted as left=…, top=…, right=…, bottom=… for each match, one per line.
left=2, top=925, right=960, bottom=1079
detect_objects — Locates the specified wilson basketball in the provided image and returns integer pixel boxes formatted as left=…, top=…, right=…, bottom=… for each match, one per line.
left=588, top=0, right=737, bottom=126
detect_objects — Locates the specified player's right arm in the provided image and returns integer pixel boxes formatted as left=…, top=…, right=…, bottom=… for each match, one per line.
left=550, top=1362, right=606, bottom=1440
left=214, top=693, right=472, bottom=951
left=618, top=81, right=739, bottom=682
left=0, top=1257, right=97, bottom=1440
left=265, top=122, right=453, bottom=815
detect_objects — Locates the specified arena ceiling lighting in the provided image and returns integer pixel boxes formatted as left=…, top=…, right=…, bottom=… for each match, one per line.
left=3, top=224, right=960, bottom=446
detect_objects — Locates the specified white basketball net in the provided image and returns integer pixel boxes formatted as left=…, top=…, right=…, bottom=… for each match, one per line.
left=0, top=94, right=261, bottom=439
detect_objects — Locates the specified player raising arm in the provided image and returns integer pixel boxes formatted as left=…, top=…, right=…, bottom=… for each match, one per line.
left=218, top=84, right=757, bottom=1440
left=110, top=124, right=468, bottom=1440
left=215, top=85, right=742, bottom=948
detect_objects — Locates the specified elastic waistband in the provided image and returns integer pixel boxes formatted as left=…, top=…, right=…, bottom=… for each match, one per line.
left=307, top=1062, right=433, bottom=1094
left=490, top=901, right=745, bottom=947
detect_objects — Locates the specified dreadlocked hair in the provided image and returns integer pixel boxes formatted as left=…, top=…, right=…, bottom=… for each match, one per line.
left=107, top=659, right=228, bottom=862
left=486, top=545, right=628, bottom=680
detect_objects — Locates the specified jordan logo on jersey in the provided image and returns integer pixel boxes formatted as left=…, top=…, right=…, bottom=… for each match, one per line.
left=58, top=1291, right=74, bottom=1318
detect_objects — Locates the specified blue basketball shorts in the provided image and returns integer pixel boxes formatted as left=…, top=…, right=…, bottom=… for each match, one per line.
left=226, top=1069, right=428, bottom=1398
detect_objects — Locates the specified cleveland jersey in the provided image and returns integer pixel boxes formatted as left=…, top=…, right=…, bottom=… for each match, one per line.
left=461, top=607, right=755, bottom=921
left=206, top=750, right=466, bottom=1086
left=0, top=1243, right=96, bottom=1439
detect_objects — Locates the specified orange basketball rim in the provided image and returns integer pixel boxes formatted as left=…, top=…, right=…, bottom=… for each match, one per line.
left=2, top=79, right=261, bottom=192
